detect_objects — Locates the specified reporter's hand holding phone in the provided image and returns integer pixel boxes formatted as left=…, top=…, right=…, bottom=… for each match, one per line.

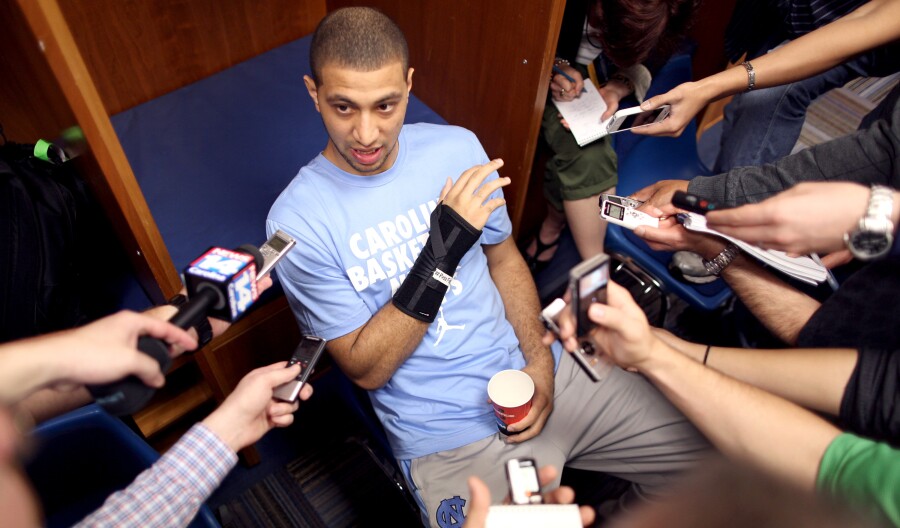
left=463, top=464, right=595, bottom=528
left=626, top=190, right=733, bottom=255
left=274, top=336, right=326, bottom=403
left=201, top=362, right=310, bottom=453
left=634, top=219, right=728, bottom=257
left=628, top=80, right=711, bottom=137
left=556, top=280, right=662, bottom=372
left=539, top=297, right=567, bottom=341
left=631, top=180, right=691, bottom=217
left=606, top=105, right=672, bottom=134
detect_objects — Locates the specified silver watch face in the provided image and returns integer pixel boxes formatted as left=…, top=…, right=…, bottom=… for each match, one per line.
left=848, top=230, right=893, bottom=260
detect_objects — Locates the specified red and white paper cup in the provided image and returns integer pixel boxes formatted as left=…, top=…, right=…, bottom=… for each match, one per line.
left=487, top=369, right=534, bottom=435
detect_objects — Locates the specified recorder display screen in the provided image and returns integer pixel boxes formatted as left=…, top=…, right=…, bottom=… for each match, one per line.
left=605, top=202, right=625, bottom=220
left=268, top=237, right=289, bottom=252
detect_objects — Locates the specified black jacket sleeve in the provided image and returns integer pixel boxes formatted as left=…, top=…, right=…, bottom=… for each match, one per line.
left=840, top=348, right=900, bottom=446
left=687, top=84, right=900, bottom=206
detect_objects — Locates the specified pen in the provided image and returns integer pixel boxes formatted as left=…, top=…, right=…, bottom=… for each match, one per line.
left=552, top=65, right=587, bottom=94
left=810, top=253, right=840, bottom=292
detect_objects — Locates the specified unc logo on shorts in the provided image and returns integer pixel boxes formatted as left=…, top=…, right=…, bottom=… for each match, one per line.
left=436, top=495, right=467, bottom=527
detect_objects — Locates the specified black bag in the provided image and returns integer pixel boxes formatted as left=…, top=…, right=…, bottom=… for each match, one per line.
left=0, top=135, right=93, bottom=342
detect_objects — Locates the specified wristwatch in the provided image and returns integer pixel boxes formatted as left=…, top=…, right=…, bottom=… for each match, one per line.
left=845, top=185, right=895, bottom=261
left=703, top=243, right=740, bottom=276
left=167, top=293, right=214, bottom=348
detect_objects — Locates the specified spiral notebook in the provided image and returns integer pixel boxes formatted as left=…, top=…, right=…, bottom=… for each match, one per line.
left=550, top=81, right=614, bottom=146
left=679, top=212, right=829, bottom=285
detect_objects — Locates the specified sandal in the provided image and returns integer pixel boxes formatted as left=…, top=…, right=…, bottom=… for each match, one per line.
left=522, top=233, right=562, bottom=275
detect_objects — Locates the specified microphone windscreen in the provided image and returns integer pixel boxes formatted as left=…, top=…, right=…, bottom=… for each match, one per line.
left=184, top=247, right=259, bottom=321
left=236, top=243, right=264, bottom=271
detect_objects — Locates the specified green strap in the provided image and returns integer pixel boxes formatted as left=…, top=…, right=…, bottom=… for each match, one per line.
left=60, top=126, right=84, bottom=143
left=34, top=138, right=53, bottom=162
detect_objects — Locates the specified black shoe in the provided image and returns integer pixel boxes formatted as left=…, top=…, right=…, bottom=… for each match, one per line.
left=522, top=233, right=561, bottom=275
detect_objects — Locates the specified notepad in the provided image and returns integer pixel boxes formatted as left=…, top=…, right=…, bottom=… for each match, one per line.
left=550, top=81, right=614, bottom=147
left=679, top=213, right=829, bottom=285
left=486, top=504, right=583, bottom=528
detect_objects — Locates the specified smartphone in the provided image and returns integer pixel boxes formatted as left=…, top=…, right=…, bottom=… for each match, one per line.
left=570, top=254, right=610, bottom=337
left=606, top=104, right=671, bottom=134
left=273, top=335, right=326, bottom=402
left=600, top=193, right=659, bottom=230
left=506, top=458, right=542, bottom=505
left=258, top=229, right=297, bottom=280
left=671, top=191, right=724, bottom=215
left=569, top=254, right=612, bottom=381
left=539, top=297, right=566, bottom=336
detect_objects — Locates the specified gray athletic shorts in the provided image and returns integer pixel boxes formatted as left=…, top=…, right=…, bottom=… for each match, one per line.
left=404, top=351, right=710, bottom=527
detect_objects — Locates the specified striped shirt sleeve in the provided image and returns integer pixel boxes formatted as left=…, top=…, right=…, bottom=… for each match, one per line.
left=75, top=423, right=237, bottom=528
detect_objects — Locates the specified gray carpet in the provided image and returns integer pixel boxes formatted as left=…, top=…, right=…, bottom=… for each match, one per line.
left=216, top=436, right=421, bottom=527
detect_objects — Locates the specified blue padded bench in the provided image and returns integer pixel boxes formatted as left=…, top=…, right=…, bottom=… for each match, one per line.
left=606, top=53, right=733, bottom=313
left=109, top=34, right=448, bottom=464
left=26, top=404, right=219, bottom=528
left=534, top=52, right=732, bottom=314
left=110, top=35, right=446, bottom=311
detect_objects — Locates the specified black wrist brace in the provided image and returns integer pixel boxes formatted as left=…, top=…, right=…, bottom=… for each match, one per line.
left=393, top=204, right=482, bottom=322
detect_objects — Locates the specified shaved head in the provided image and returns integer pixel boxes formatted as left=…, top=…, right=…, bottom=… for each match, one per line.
left=309, top=7, right=409, bottom=86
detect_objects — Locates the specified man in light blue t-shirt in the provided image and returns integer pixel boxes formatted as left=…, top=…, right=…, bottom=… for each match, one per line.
left=267, top=7, right=709, bottom=527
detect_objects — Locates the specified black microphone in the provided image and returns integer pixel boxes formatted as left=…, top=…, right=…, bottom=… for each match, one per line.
left=89, top=244, right=264, bottom=416
left=172, top=244, right=264, bottom=329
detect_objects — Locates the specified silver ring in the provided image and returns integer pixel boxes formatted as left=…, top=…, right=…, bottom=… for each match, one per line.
left=560, top=88, right=567, bottom=95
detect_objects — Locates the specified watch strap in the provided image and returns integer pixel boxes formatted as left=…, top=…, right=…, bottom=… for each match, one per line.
left=845, top=185, right=895, bottom=260
left=864, top=185, right=894, bottom=225
left=703, top=243, right=740, bottom=276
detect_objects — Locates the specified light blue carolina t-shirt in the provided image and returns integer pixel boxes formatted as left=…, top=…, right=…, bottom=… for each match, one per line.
left=268, top=123, right=561, bottom=459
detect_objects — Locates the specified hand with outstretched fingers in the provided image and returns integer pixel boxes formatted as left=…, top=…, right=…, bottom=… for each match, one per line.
left=438, top=159, right=510, bottom=230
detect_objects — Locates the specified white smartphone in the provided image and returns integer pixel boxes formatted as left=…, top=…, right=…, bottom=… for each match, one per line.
left=273, top=335, right=326, bottom=402
left=568, top=254, right=613, bottom=382
left=606, top=104, right=671, bottom=134
left=506, top=458, right=542, bottom=505
left=539, top=298, right=566, bottom=336
left=600, top=193, right=659, bottom=230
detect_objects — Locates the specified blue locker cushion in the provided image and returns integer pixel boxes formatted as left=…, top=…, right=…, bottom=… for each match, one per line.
left=110, top=35, right=447, bottom=311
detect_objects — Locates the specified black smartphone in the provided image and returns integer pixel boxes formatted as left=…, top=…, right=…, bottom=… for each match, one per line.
left=568, top=254, right=612, bottom=381
left=569, top=254, right=610, bottom=338
left=569, top=253, right=612, bottom=381
left=273, top=335, right=326, bottom=402
left=505, top=458, right=542, bottom=505
left=672, top=191, right=724, bottom=215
